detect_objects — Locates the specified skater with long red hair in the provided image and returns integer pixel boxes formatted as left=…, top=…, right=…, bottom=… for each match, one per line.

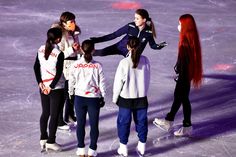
left=153, top=14, right=203, bottom=136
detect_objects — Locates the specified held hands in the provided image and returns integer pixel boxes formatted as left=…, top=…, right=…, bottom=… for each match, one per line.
left=99, top=97, right=105, bottom=108
left=44, top=86, right=51, bottom=95
left=39, top=82, right=45, bottom=92
left=69, top=94, right=74, bottom=104
left=72, top=42, right=80, bottom=52
left=39, top=82, right=51, bottom=95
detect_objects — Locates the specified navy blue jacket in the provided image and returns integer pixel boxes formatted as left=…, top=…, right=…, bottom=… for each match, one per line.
left=92, top=22, right=163, bottom=56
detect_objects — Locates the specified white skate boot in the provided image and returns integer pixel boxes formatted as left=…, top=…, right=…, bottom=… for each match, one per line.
left=117, top=143, right=128, bottom=157
left=88, top=148, right=97, bottom=157
left=40, top=139, right=47, bottom=152
left=65, top=116, right=77, bottom=127
left=174, top=126, right=192, bottom=137
left=136, top=141, right=146, bottom=157
left=45, top=143, right=62, bottom=151
left=153, top=118, right=173, bottom=132
left=76, top=147, right=86, bottom=156
left=58, top=124, right=70, bottom=131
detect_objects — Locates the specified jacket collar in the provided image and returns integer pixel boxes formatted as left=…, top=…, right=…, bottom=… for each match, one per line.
left=131, top=22, right=151, bottom=32
left=126, top=51, right=132, bottom=58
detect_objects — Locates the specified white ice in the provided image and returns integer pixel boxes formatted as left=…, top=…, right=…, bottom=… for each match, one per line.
left=0, top=0, right=236, bottom=156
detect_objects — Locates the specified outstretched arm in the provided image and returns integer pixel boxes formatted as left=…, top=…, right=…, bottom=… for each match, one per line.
left=149, top=36, right=168, bottom=50
left=33, top=54, right=42, bottom=84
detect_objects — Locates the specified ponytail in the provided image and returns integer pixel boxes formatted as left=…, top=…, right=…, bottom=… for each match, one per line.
left=148, top=19, right=156, bottom=38
left=44, top=27, right=62, bottom=60
left=45, top=39, right=54, bottom=60
left=81, top=39, right=94, bottom=63
left=131, top=46, right=141, bottom=68
left=84, top=53, right=92, bottom=63
left=128, top=36, right=141, bottom=68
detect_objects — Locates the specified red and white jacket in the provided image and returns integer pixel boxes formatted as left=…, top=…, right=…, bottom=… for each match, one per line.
left=68, top=56, right=106, bottom=98
left=37, top=45, right=65, bottom=89
left=51, top=22, right=81, bottom=80
left=58, top=30, right=81, bottom=80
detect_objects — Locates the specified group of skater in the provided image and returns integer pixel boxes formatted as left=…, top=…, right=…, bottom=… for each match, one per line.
left=33, top=8, right=202, bottom=157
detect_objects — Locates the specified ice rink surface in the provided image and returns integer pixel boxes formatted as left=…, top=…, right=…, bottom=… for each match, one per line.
left=0, top=0, right=236, bottom=156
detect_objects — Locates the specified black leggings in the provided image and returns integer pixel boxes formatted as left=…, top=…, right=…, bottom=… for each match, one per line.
left=58, top=80, right=76, bottom=125
left=64, top=80, right=76, bottom=122
left=40, top=89, right=64, bottom=143
left=93, top=44, right=127, bottom=57
left=74, top=96, right=100, bottom=150
left=165, top=81, right=192, bottom=127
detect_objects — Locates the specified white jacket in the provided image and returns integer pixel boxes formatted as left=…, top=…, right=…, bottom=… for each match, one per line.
left=37, top=45, right=65, bottom=89
left=58, top=29, right=81, bottom=80
left=112, top=53, right=150, bottom=103
left=68, top=56, right=106, bottom=98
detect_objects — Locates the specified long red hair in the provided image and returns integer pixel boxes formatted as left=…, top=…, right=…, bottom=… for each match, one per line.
left=178, top=14, right=203, bottom=88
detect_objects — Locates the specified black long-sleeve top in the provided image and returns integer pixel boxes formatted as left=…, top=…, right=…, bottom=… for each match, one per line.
left=174, top=44, right=190, bottom=83
left=92, top=22, right=163, bottom=56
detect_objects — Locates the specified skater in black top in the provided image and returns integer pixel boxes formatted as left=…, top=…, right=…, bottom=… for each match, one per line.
left=153, top=14, right=203, bottom=137
left=34, top=27, right=64, bottom=152
left=91, top=8, right=167, bottom=57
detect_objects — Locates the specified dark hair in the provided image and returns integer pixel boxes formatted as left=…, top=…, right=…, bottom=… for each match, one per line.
left=135, top=9, right=156, bottom=38
left=128, top=36, right=141, bottom=68
left=45, top=27, right=62, bottom=60
left=178, top=14, right=202, bottom=88
left=59, top=11, right=81, bottom=33
left=81, top=40, right=94, bottom=63
left=60, top=11, right=76, bottom=23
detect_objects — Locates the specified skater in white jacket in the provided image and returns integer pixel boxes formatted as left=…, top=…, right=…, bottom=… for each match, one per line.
left=52, top=11, right=81, bottom=129
left=34, top=27, right=64, bottom=152
left=113, top=36, right=150, bottom=157
left=68, top=39, right=106, bottom=157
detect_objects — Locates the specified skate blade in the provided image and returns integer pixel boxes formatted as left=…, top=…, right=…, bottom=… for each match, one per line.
left=45, top=148, right=62, bottom=152
left=153, top=121, right=170, bottom=132
left=174, top=133, right=192, bottom=138
left=117, top=155, right=127, bottom=157
left=117, top=152, right=128, bottom=157
left=136, top=148, right=144, bottom=157
left=41, top=148, right=46, bottom=153
left=153, top=134, right=174, bottom=145
left=58, top=128, right=71, bottom=132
